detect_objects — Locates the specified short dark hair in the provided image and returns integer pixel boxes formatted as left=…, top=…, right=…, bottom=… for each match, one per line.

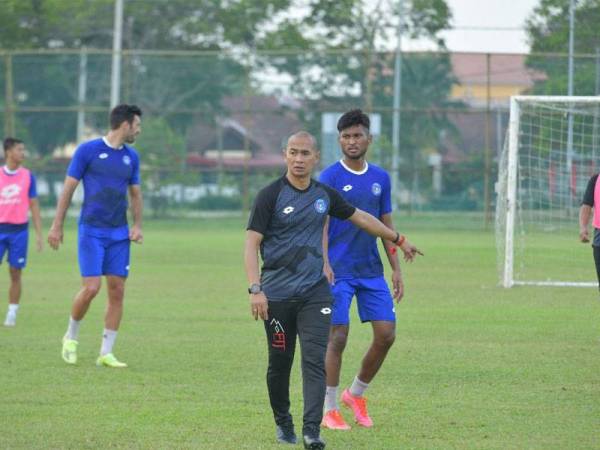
left=3, top=137, right=23, bottom=153
left=110, top=104, right=142, bottom=130
left=337, top=109, right=370, bottom=132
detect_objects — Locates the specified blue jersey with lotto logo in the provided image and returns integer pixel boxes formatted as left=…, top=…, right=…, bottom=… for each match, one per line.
left=67, top=137, right=140, bottom=230
left=319, top=160, right=392, bottom=279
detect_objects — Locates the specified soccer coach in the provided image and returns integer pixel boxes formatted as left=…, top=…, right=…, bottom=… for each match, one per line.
left=244, top=131, right=421, bottom=449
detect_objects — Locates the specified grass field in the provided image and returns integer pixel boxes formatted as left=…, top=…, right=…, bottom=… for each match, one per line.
left=1, top=215, right=599, bottom=449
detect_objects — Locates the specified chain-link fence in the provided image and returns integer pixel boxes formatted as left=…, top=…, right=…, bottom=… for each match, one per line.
left=1, top=49, right=599, bottom=221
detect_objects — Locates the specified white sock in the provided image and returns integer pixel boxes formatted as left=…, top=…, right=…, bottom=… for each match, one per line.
left=325, top=386, right=339, bottom=412
left=7, top=304, right=19, bottom=315
left=100, top=329, right=118, bottom=356
left=349, top=377, right=369, bottom=397
left=66, top=317, right=81, bottom=340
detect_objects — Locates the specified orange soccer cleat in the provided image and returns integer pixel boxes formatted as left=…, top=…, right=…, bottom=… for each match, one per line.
left=341, top=389, right=373, bottom=428
left=321, top=409, right=351, bottom=430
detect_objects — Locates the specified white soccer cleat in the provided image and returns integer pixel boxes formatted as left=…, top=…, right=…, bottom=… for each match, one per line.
left=3, top=313, right=16, bottom=327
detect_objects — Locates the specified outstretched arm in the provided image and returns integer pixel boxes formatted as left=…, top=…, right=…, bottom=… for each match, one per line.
left=348, top=209, right=422, bottom=261
left=47, top=176, right=79, bottom=250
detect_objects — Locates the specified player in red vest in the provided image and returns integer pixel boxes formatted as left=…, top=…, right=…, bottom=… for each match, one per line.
left=1, top=138, right=43, bottom=327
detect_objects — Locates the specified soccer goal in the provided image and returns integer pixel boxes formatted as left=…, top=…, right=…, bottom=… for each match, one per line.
left=496, top=96, right=600, bottom=288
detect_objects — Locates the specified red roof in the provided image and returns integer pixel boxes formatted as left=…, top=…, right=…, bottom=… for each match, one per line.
left=186, top=152, right=285, bottom=169
left=451, top=53, right=546, bottom=87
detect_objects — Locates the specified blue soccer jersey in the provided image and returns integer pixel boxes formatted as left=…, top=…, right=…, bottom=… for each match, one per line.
left=319, top=160, right=392, bottom=279
left=67, top=137, right=140, bottom=230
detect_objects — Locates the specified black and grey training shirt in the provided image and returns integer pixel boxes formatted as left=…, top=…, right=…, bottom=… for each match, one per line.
left=247, top=175, right=356, bottom=301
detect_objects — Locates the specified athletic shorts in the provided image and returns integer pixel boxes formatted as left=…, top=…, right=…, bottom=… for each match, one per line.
left=0, top=228, right=29, bottom=269
left=78, top=224, right=130, bottom=277
left=330, top=276, right=395, bottom=325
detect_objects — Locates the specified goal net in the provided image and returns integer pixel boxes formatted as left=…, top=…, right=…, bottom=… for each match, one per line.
left=496, top=96, right=600, bottom=287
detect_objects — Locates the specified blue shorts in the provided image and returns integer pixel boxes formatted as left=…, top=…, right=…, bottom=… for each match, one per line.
left=78, top=225, right=130, bottom=277
left=330, top=276, right=395, bottom=325
left=0, top=228, right=28, bottom=269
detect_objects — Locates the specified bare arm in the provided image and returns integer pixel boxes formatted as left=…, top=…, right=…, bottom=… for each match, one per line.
left=381, top=213, right=403, bottom=301
left=29, top=198, right=43, bottom=251
left=322, top=216, right=334, bottom=284
left=47, top=176, right=80, bottom=250
left=348, top=209, right=422, bottom=261
left=244, top=230, right=268, bottom=320
left=128, top=184, right=144, bottom=243
left=580, top=204, right=592, bottom=243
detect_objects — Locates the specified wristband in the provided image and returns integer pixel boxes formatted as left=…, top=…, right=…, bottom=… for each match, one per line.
left=396, top=234, right=406, bottom=246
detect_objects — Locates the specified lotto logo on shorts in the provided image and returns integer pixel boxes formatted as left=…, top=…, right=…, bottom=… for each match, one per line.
left=270, top=318, right=286, bottom=351
left=372, top=183, right=382, bottom=196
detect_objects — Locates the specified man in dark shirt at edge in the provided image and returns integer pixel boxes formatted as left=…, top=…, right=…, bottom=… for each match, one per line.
left=579, top=171, right=600, bottom=290
left=244, top=131, right=422, bottom=449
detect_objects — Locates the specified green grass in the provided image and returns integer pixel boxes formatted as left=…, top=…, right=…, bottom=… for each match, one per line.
left=1, top=216, right=599, bottom=449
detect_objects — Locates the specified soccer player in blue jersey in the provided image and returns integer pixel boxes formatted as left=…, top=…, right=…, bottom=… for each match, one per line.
left=48, top=104, right=143, bottom=368
left=320, top=109, right=412, bottom=430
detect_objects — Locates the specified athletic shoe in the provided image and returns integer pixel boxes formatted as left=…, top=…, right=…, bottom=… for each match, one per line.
left=341, top=389, right=373, bottom=428
left=303, top=434, right=326, bottom=450
left=3, top=313, right=16, bottom=327
left=61, top=337, right=78, bottom=364
left=321, top=409, right=351, bottom=430
left=96, top=353, right=127, bottom=368
left=275, top=423, right=297, bottom=444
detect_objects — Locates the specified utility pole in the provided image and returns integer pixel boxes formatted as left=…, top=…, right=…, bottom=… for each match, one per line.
left=77, top=48, right=88, bottom=143
left=484, top=53, right=492, bottom=228
left=391, top=0, right=404, bottom=209
left=592, top=47, right=600, bottom=164
left=566, top=0, right=575, bottom=209
left=4, top=53, right=14, bottom=137
left=110, top=0, right=124, bottom=108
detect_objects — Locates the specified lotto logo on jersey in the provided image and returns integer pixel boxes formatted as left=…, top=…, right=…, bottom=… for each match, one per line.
left=371, top=183, right=382, bottom=196
left=343, top=184, right=353, bottom=192
left=0, top=184, right=21, bottom=199
left=122, top=155, right=131, bottom=165
left=314, top=198, right=327, bottom=214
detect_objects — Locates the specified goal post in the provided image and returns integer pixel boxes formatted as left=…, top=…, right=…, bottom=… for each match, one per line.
left=497, top=95, right=600, bottom=288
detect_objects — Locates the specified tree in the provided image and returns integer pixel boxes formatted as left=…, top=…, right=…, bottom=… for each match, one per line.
left=526, top=0, right=600, bottom=95
left=258, top=0, right=452, bottom=103
left=256, top=0, right=456, bottom=201
left=0, top=0, right=295, bottom=154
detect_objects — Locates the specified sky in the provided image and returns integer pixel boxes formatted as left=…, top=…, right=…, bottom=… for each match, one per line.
left=405, top=0, right=541, bottom=54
